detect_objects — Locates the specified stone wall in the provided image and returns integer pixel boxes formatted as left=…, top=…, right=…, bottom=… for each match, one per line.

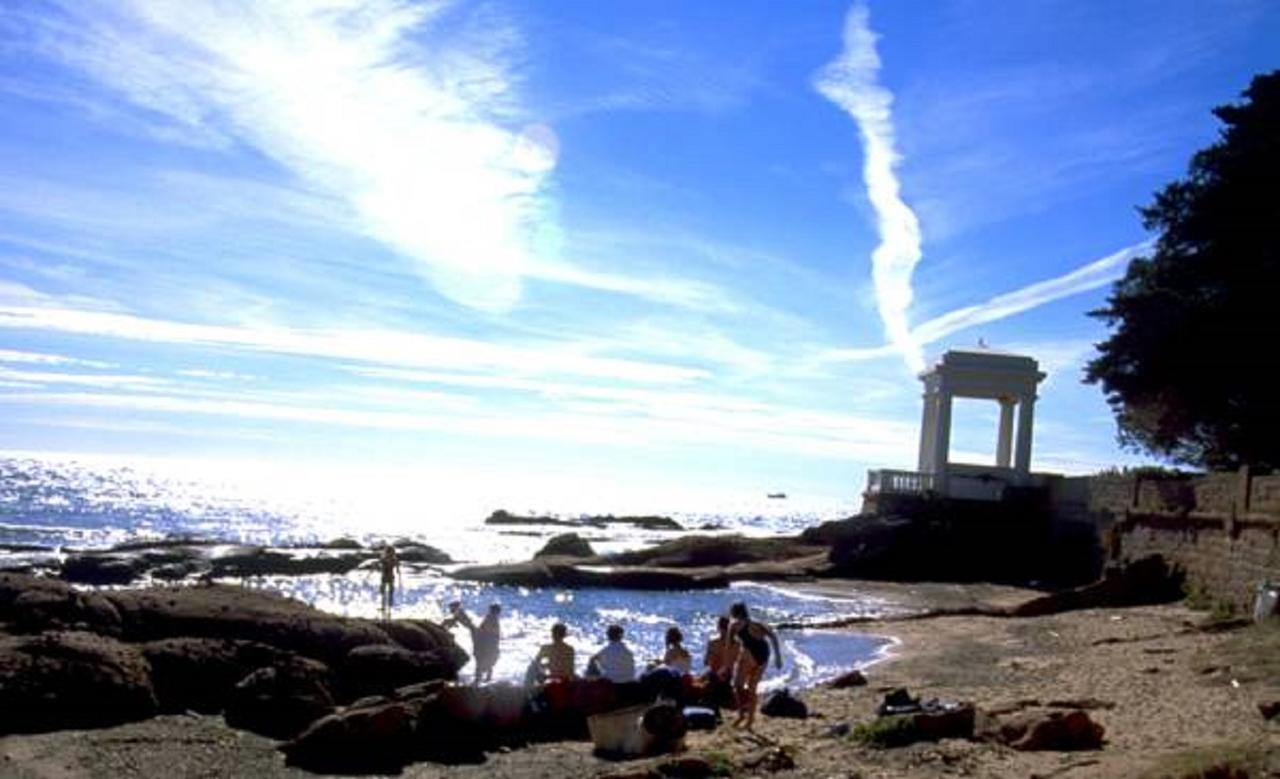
left=1057, top=468, right=1280, bottom=613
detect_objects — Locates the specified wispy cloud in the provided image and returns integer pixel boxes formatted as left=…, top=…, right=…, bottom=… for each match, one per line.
left=910, top=242, right=1148, bottom=345
left=818, top=241, right=1147, bottom=364
left=815, top=3, right=924, bottom=373
left=27, top=0, right=557, bottom=312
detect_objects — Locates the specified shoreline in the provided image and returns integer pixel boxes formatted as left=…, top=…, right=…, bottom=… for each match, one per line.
left=3, top=574, right=1275, bottom=777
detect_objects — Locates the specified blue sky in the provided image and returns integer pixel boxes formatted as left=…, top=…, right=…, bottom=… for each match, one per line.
left=0, top=0, right=1276, bottom=508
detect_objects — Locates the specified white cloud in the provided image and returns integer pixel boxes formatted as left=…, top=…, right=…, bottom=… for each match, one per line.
left=0, top=348, right=113, bottom=369
left=816, top=242, right=1146, bottom=365
left=815, top=3, right=925, bottom=373
left=910, top=242, right=1148, bottom=345
left=0, top=301, right=707, bottom=385
left=32, top=0, right=556, bottom=312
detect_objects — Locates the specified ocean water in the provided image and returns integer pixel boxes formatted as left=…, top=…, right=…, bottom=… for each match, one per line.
left=0, top=454, right=898, bottom=687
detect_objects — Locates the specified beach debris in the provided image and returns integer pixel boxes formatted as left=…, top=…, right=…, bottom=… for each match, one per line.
left=588, top=701, right=687, bottom=758
left=853, top=691, right=975, bottom=747
left=981, top=708, right=1105, bottom=751
left=825, top=722, right=852, bottom=737
left=741, top=745, right=797, bottom=772
left=761, top=688, right=808, bottom=719
left=827, top=668, right=868, bottom=689
left=1259, top=700, right=1280, bottom=720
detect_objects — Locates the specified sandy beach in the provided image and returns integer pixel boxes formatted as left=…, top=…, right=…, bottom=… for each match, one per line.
left=2, top=580, right=1276, bottom=779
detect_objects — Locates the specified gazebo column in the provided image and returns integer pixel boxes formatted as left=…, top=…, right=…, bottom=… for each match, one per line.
left=931, top=390, right=953, bottom=485
left=1014, top=394, right=1036, bottom=473
left=996, top=397, right=1016, bottom=468
left=918, top=392, right=938, bottom=473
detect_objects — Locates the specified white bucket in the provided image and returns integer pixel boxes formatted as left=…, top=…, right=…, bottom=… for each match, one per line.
left=587, top=704, right=653, bottom=757
left=1253, top=582, right=1279, bottom=624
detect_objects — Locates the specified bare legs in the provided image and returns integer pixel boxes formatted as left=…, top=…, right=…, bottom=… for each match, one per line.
left=731, top=658, right=765, bottom=730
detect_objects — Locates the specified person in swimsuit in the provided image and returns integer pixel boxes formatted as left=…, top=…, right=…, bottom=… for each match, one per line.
left=532, top=622, right=576, bottom=682
left=444, top=601, right=502, bottom=684
left=662, top=626, right=692, bottom=674
left=378, top=545, right=401, bottom=619
left=727, top=601, right=782, bottom=729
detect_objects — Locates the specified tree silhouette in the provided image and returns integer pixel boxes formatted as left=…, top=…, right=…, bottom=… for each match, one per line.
left=1085, top=71, right=1280, bottom=470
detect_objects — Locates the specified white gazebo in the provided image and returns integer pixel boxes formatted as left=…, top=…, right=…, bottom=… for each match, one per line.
left=868, top=348, right=1046, bottom=501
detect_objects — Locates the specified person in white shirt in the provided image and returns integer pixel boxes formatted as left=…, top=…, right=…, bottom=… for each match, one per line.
left=586, top=624, right=635, bottom=683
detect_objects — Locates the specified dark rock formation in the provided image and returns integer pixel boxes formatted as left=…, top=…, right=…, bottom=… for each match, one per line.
left=140, top=637, right=289, bottom=714
left=1011, top=555, right=1185, bottom=617
left=340, top=644, right=459, bottom=701
left=395, top=544, right=452, bottom=564
left=534, top=533, right=595, bottom=559
left=604, top=534, right=821, bottom=568
left=827, top=669, right=868, bottom=689
left=485, top=510, right=682, bottom=531
left=0, top=631, right=158, bottom=733
left=982, top=708, right=1105, bottom=751
left=451, top=560, right=729, bottom=590
left=225, top=655, right=336, bottom=740
left=760, top=688, right=808, bottom=719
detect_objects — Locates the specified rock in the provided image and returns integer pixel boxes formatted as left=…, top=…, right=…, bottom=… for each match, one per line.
left=208, top=546, right=374, bottom=577
left=61, top=552, right=144, bottom=585
left=828, top=668, right=868, bottom=689
left=984, top=708, right=1105, bottom=751
left=140, top=638, right=288, bottom=713
left=908, top=703, right=976, bottom=742
left=282, top=698, right=423, bottom=773
left=485, top=509, right=577, bottom=527
left=225, top=656, right=336, bottom=740
left=605, top=534, right=820, bottom=568
left=341, top=644, right=460, bottom=700
left=323, top=537, right=362, bottom=550
left=534, top=533, right=595, bottom=559
left=1260, top=700, right=1280, bottom=720
left=9, top=586, right=122, bottom=636
left=105, top=584, right=403, bottom=668
left=854, top=697, right=975, bottom=747
left=395, top=544, right=452, bottom=564
left=451, top=560, right=729, bottom=590
left=1012, top=555, right=1185, bottom=617
left=598, top=515, right=683, bottom=531
left=0, top=630, right=158, bottom=734
left=761, top=688, right=808, bottom=719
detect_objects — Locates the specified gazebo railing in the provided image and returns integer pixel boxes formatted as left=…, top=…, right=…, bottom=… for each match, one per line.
left=867, top=469, right=936, bottom=495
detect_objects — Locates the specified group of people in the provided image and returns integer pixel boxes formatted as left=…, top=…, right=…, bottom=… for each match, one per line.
left=443, top=599, right=783, bottom=729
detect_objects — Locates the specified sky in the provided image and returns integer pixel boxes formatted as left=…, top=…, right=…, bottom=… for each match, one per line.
left=0, top=0, right=1276, bottom=509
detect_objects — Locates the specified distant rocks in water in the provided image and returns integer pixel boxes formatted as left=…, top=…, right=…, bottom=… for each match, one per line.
left=0, top=572, right=468, bottom=740
left=47, top=537, right=452, bottom=586
left=534, top=533, right=595, bottom=559
left=451, top=560, right=730, bottom=591
left=485, top=509, right=682, bottom=531
left=604, top=534, right=822, bottom=568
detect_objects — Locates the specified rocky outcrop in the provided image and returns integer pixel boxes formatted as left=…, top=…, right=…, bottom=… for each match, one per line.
left=51, top=538, right=452, bottom=586
left=451, top=560, right=730, bottom=590
left=0, top=631, right=158, bottom=733
left=603, top=534, right=822, bottom=568
left=225, top=655, right=336, bottom=740
left=1010, top=555, right=1185, bottom=616
left=534, top=533, right=595, bottom=559
left=0, top=573, right=468, bottom=739
left=140, top=637, right=289, bottom=714
left=981, top=708, right=1105, bottom=751
left=485, top=510, right=682, bottom=531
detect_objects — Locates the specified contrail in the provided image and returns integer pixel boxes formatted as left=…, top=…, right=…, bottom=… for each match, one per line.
left=814, top=2, right=925, bottom=373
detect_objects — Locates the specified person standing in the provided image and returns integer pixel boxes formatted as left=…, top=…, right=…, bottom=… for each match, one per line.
left=727, top=602, right=782, bottom=730
left=586, top=624, right=635, bottom=683
left=378, top=545, right=401, bottom=619
left=445, top=601, right=502, bottom=684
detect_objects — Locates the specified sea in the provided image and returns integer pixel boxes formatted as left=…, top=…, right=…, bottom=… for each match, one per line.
left=0, top=454, right=900, bottom=689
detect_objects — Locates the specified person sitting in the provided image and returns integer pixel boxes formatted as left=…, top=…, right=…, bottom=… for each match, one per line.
left=586, top=624, right=635, bottom=683
left=702, top=615, right=737, bottom=708
left=531, top=622, right=576, bottom=682
left=663, top=626, right=692, bottom=674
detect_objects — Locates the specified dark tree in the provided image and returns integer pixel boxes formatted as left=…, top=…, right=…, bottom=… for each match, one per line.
left=1085, top=71, right=1280, bottom=471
